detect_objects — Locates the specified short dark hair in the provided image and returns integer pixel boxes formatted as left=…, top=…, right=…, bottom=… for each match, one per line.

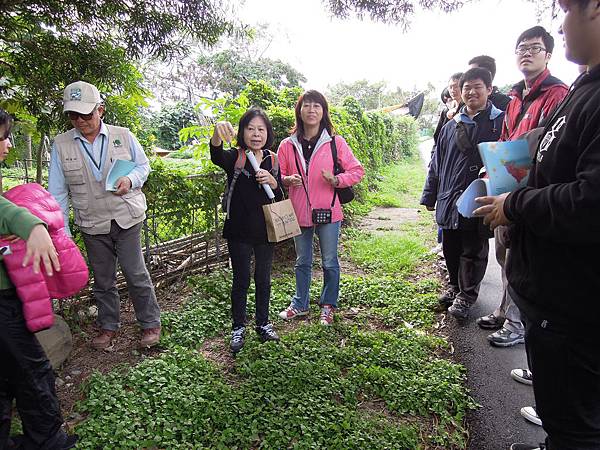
left=292, top=90, right=334, bottom=138
left=441, top=87, right=451, bottom=103
left=459, top=68, right=493, bottom=90
left=516, top=26, right=554, bottom=53
left=449, top=72, right=464, bottom=82
left=236, top=108, right=274, bottom=150
left=468, top=55, right=497, bottom=79
left=0, top=108, right=14, bottom=140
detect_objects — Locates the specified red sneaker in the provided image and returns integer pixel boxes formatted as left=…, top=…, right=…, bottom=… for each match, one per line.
left=278, top=305, right=309, bottom=320
left=319, top=305, right=335, bottom=326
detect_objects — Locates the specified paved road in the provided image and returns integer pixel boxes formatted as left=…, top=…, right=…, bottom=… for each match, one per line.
left=447, top=243, right=546, bottom=450
left=418, top=139, right=546, bottom=449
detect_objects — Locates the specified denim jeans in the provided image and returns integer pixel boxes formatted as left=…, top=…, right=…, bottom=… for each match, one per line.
left=291, top=221, right=341, bottom=310
left=227, top=240, right=274, bottom=329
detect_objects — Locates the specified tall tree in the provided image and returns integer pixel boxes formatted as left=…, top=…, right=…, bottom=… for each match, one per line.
left=0, top=0, right=234, bottom=59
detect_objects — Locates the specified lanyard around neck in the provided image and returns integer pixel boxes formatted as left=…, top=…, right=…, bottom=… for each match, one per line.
left=80, top=134, right=106, bottom=171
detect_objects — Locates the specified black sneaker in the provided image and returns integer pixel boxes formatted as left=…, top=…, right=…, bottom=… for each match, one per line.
left=436, top=288, right=459, bottom=310
left=256, top=323, right=279, bottom=342
left=230, top=326, right=245, bottom=353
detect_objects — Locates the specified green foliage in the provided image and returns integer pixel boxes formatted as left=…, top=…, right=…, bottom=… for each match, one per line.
left=144, top=158, right=223, bottom=242
left=243, top=80, right=302, bottom=110
left=76, top=270, right=474, bottom=449
left=196, top=49, right=307, bottom=97
left=147, top=101, right=198, bottom=150
left=324, top=0, right=463, bottom=27
left=1, top=0, right=233, bottom=60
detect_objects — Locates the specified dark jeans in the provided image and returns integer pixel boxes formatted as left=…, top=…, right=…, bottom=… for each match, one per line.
left=521, top=308, right=600, bottom=449
left=227, top=240, right=274, bottom=329
left=441, top=227, right=489, bottom=304
left=0, top=290, right=68, bottom=449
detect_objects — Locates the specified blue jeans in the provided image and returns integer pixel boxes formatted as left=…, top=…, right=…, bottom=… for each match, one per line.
left=292, top=221, right=341, bottom=310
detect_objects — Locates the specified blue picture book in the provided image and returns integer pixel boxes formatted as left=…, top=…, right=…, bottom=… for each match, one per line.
left=457, top=140, right=532, bottom=218
left=105, top=159, right=136, bottom=191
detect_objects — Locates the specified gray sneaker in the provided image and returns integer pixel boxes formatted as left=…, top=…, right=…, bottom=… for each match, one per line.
left=487, top=327, right=525, bottom=347
left=448, top=299, right=471, bottom=319
left=230, top=326, right=246, bottom=353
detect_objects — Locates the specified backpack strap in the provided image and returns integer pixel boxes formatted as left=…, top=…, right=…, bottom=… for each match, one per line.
left=266, top=150, right=279, bottom=177
left=224, top=149, right=248, bottom=219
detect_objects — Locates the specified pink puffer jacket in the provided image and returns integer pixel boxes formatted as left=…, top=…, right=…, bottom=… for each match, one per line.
left=0, top=183, right=89, bottom=332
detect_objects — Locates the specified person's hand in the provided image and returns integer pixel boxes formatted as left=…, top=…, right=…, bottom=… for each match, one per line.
left=23, top=224, right=60, bottom=276
left=321, top=169, right=339, bottom=187
left=284, top=174, right=302, bottom=187
left=425, top=205, right=435, bottom=211
left=256, top=169, right=277, bottom=189
left=1, top=235, right=21, bottom=243
left=113, top=176, right=132, bottom=196
left=473, top=193, right=511, bottom=229
left=211, top=121, right=235, bottom=147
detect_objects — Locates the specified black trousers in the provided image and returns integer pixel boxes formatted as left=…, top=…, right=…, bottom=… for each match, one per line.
left=0, top=290, right=67, bottom=450
left=441, top=227, right=489, bottom=304
left=227, top=240, right=274, bottom=329
left=521, top=309, right=600, bottom=449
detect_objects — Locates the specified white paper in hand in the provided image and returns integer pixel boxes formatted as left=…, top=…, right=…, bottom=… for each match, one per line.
left=106, top=159, right=136, bottom=191
left=457, top=178, right=489, bottom=218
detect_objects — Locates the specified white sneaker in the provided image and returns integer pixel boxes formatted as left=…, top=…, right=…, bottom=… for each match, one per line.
left=511, top=368, right=533, bottom=385
left=520, top=406, right=542, bottom=426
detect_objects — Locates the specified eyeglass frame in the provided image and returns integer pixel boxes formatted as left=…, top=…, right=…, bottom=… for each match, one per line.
left=66, top=104, right=100, bottom=121
left=515, top=45, right=547, bottom=56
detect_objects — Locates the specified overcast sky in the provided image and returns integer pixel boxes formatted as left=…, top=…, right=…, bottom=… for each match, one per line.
left=240, top=0, right=580, bottom=95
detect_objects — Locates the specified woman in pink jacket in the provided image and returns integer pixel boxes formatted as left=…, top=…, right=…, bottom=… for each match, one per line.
left=277, top=90, right=364, bottom=325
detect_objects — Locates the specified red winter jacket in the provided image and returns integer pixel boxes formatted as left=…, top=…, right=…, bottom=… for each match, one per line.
left=0, top=184, right=88, bottom=332
left=501, top=69, right=568, bottom=142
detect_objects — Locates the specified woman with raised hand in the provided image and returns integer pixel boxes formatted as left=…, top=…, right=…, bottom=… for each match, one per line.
left=210, top=108, right=283, bottom=353
left=277, top=90, right=364, bottom=326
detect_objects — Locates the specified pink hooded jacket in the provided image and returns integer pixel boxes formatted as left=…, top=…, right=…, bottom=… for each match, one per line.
left=0, top=183, right=88, bottom=332
left=278, top=131, right=364, bottom=227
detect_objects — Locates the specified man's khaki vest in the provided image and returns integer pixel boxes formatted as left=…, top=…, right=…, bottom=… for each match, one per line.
left=53, top=124, right=147, bottom=235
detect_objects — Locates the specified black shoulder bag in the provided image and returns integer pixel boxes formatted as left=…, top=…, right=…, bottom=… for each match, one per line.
left=330, top=135, right=355, bottom=204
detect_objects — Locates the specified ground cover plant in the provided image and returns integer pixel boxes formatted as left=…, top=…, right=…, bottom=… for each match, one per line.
left=75, top=269, right=474, bottom=449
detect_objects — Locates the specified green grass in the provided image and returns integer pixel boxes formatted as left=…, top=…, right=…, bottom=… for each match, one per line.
left=365, top=157, right=426, bottom=210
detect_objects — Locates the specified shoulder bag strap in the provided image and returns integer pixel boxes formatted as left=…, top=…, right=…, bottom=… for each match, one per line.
left=293, top=147, right=312, bottom=209
left=328, top=136, right=338, bottom=208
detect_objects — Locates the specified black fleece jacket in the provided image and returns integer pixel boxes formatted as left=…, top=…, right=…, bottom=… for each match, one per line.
left=504, top=65, right=600, bottom=332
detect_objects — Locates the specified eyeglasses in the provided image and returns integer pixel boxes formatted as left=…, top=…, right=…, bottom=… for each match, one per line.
left=515, top=45, right=547, bottom=56
left=67, top=107, right=97, bottom=121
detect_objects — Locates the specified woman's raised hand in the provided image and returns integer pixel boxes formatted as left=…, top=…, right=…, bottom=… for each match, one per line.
left=211, top=121, right=235, bottom=146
